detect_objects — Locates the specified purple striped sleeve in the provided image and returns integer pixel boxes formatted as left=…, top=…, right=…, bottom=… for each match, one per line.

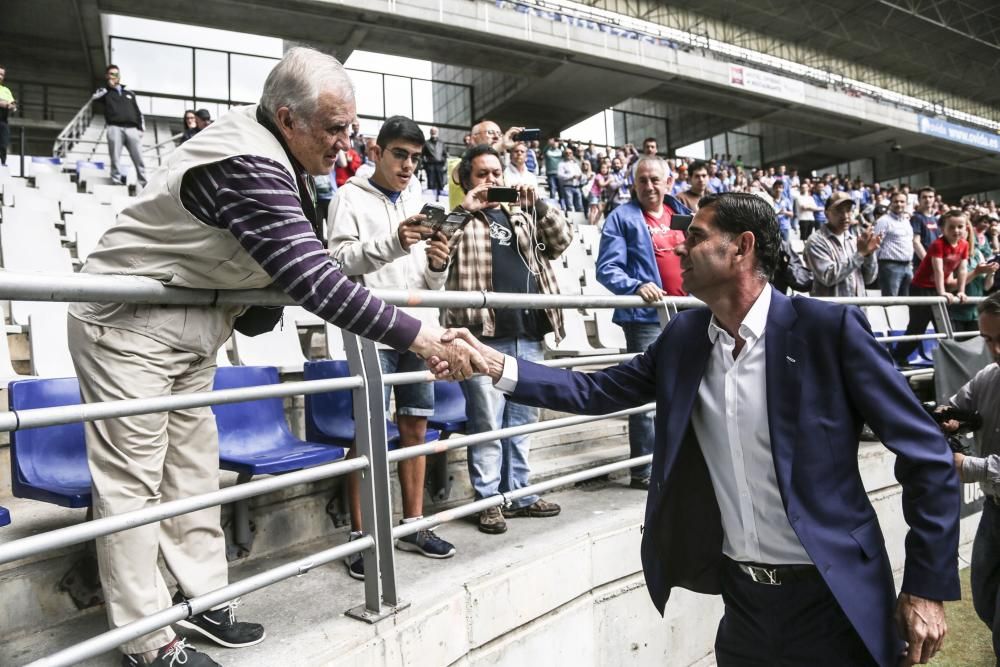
left=180, top=155, right=421, bottom=351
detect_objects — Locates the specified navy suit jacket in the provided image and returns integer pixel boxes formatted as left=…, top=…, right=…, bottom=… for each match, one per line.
left=509, top=290, right=960, bottom=667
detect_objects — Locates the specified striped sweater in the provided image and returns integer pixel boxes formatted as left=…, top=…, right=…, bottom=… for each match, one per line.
left=179, top=154, right=420, bottom=351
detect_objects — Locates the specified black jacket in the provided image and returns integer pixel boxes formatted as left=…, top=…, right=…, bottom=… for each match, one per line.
left=93, top=85, right=143, bottom=130
left=771, top=239, right=813, bottom=294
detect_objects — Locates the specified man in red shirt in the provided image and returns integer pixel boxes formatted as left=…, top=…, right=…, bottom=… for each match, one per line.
left=596, top=156, right=692, bottom=489
left=893, top=209, right=969, bottom=365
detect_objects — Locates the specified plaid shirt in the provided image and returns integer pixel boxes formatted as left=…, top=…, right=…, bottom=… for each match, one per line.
left=441, top=202, right=573, bottom=341
left=803, top=224, right=878, bottom=297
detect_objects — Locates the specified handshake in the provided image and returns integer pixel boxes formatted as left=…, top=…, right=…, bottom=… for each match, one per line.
left=410, top=325, right=503, bottom=383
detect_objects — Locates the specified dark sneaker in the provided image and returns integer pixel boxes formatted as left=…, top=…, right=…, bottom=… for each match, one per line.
left=629, top=477, right=651, bottom=491
left=122, top=638, right=220, bottom=666
left=345, top=532, right=365, bottom=580
left=478, top=506, right=507, bottom=534
left=173, top=596, right=265, bottom=649
left=396, top=528, right=456, bottom=558
left=502, top=498, right=561, bottom=518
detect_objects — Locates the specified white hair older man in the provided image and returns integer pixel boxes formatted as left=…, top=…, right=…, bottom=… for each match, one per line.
left=68, top=47, right=484, bottom=667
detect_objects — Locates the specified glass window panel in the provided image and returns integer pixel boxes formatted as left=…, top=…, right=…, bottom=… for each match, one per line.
left=411, top=79, right=435, bottom=125
left=229, top=54, right=277, bottom=104
left=195, top=50, right=229, bottom=101
left=147, top=96, right=189, bottom=119
left=384, top=75, right=413, bottom=118
left=110, top=38, right=192, bottom=97
left=349, top=70, right=385, bottom=119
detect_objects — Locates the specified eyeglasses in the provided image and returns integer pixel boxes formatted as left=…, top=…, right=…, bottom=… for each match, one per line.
left=387, top=148, right=422, bottom=166
left=107, top=72, right=121, bottom=78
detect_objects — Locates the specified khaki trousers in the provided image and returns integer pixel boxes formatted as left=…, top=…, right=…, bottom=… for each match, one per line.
left=68, top=316, right=228, bottom=654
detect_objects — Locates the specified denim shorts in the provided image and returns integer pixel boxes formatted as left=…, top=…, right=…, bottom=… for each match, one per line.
left=378, top=349, right=434, bottom=417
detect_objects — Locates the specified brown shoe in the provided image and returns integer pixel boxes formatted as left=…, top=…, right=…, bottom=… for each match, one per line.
left=478, top=506, right=507, bottom=534
left=502, top=498, right=561, bottom=518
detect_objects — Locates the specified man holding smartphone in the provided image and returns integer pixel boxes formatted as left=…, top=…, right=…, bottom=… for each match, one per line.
left=329, top=115, right=458, bottom=579
left=441, top=143, right=573, bottom=535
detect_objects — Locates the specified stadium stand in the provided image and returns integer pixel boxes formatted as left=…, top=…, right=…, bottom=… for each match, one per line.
left=0, top=505, right=10, bottom=527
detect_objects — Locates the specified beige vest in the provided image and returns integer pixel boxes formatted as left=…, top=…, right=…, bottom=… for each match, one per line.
left=70, top=105, right=299, bottom=355
left=82, top=104, right=296, bottom=289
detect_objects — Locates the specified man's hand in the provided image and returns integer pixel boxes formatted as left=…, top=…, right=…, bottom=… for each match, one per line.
left=939, top=292, right=957, bottom=304
left=429, top=328, right=505, bottom=382
left=502, top=126, right=525, bottom=152
left=636, top=282, right=666, bottom=303
left=974, top=262, right=999, bottom=277
left=460, top=182, right=492, bottom=213
left=397, top=214, right=432, bottom=251
left=857, top=229, right=882, bottom=257
left=425, top=231, right=453, bottom=271
left=895, top=593, right=947, bottom=665
left=410, top=324, right=487, bottom=381
left=515, top=183, right=537, bottom=209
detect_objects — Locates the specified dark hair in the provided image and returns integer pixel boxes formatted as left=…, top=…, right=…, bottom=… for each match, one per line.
left=105, top=64, right=119, bottom=74
left=939, top=208, right=966, bottom=227
left=456, top=144, right=502, bottom=192
left=918, top=186, right=936, bottom=197
left=696, top=192, right=781, bottom=280
left=375, top=115, right=424, bottom=150
left=979, top=291, right=1000, bottom=317
left=643, top=137, right=657, bottom=145
left=690, top=160, right=708, bottom=175
left=183, top=109, right=196, bottom=118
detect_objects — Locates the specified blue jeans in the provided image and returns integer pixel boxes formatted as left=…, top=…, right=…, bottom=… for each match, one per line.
left=621, top=322, right=662, bottom=481
left=461, top=337, right=543, bottom=509
left=972, top=500, right=1000, bottom=658
left=877, top=260, right=911, bottom=297
left=546, top=173, right=560, bottom=203
left=561, top=184, right=582, bottom=212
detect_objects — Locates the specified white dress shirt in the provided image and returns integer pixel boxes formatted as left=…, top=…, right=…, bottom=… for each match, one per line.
left=693, top=285, right=810, bottom=564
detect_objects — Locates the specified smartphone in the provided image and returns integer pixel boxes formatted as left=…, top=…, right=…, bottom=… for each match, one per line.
left=419, top=203, right=447, bottom=237
left=486, top=187, right=520, bottom=203
left=513, top=128, right=541, bottom=142
left=670, top=214, right=693, bottom=233
left=434, top=211, right=472, bottom=241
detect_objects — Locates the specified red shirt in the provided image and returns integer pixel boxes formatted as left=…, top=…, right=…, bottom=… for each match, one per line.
left=643, top=208, right=687, bottom=296
left=334, top=149, right=362, bottom=187
left=912, top=237, right=969, bottom=289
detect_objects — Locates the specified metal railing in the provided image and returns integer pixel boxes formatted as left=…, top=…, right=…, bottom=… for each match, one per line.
left=0, top=271, right=975, bottom=666
left=52, top=99, right=95, bottom=160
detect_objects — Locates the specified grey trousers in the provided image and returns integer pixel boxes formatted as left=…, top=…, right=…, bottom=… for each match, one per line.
left=68, top=316, right=227, bottom=654
left=106, top=124, right=147, bottom=186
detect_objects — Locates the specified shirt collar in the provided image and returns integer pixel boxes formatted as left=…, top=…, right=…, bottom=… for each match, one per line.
left=707, top=283, right=772, bottom=344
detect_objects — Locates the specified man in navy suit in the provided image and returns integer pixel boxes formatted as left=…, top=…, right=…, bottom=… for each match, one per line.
left=436, top=192, right=960, bottom=666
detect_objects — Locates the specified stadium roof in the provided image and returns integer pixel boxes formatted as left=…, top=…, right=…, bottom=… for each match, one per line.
left=577, top=0, right=1000, bottom=122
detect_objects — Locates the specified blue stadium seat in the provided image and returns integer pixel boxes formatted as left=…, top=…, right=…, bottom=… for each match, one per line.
left=31, top=156, right=62, bottom=166
left=303, top=360, right=440, bottom=448
left=8, top=377, right=92, bottom=508
left=212, top=366, right=347, bottom=476
left=0, top=506, right=10, bottom=527
left=75, top=160, right=106, bottom=173
left=428, top=381, right=467, bottom=436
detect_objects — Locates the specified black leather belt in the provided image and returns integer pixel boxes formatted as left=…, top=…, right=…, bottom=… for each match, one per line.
left=729, top=558, right=820, bottom=586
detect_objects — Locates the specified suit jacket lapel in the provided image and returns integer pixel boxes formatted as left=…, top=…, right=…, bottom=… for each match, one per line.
left=765, top=291, right=802, bottom=490
left=659, top=310, right=713, bottom=483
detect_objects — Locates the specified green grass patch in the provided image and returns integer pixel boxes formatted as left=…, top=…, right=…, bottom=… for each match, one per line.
left=931, top=566, right=994, bottom=666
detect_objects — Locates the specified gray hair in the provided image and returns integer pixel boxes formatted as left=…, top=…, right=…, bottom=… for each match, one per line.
left=259, top=47, right=354, bottom=123
left=631, top=155, right=671, bottom=182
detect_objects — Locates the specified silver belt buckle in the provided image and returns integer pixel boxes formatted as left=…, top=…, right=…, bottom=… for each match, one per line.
left=740, top=563, right=781, bottom=585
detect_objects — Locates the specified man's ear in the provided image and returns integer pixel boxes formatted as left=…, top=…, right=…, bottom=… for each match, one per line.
left=371, top=144, right=383, bottom=163
left=735, top=231, right=756, bottom=258
left=275, top=107, right=295, bottom=139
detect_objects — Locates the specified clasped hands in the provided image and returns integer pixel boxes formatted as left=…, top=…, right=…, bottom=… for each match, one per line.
left=411, top=326, right=500, bottom=382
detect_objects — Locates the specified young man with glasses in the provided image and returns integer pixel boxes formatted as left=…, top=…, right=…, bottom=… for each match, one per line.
left=329, top=115, right=458, bottom=579
left=91, top=65, right=147, bottom=187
